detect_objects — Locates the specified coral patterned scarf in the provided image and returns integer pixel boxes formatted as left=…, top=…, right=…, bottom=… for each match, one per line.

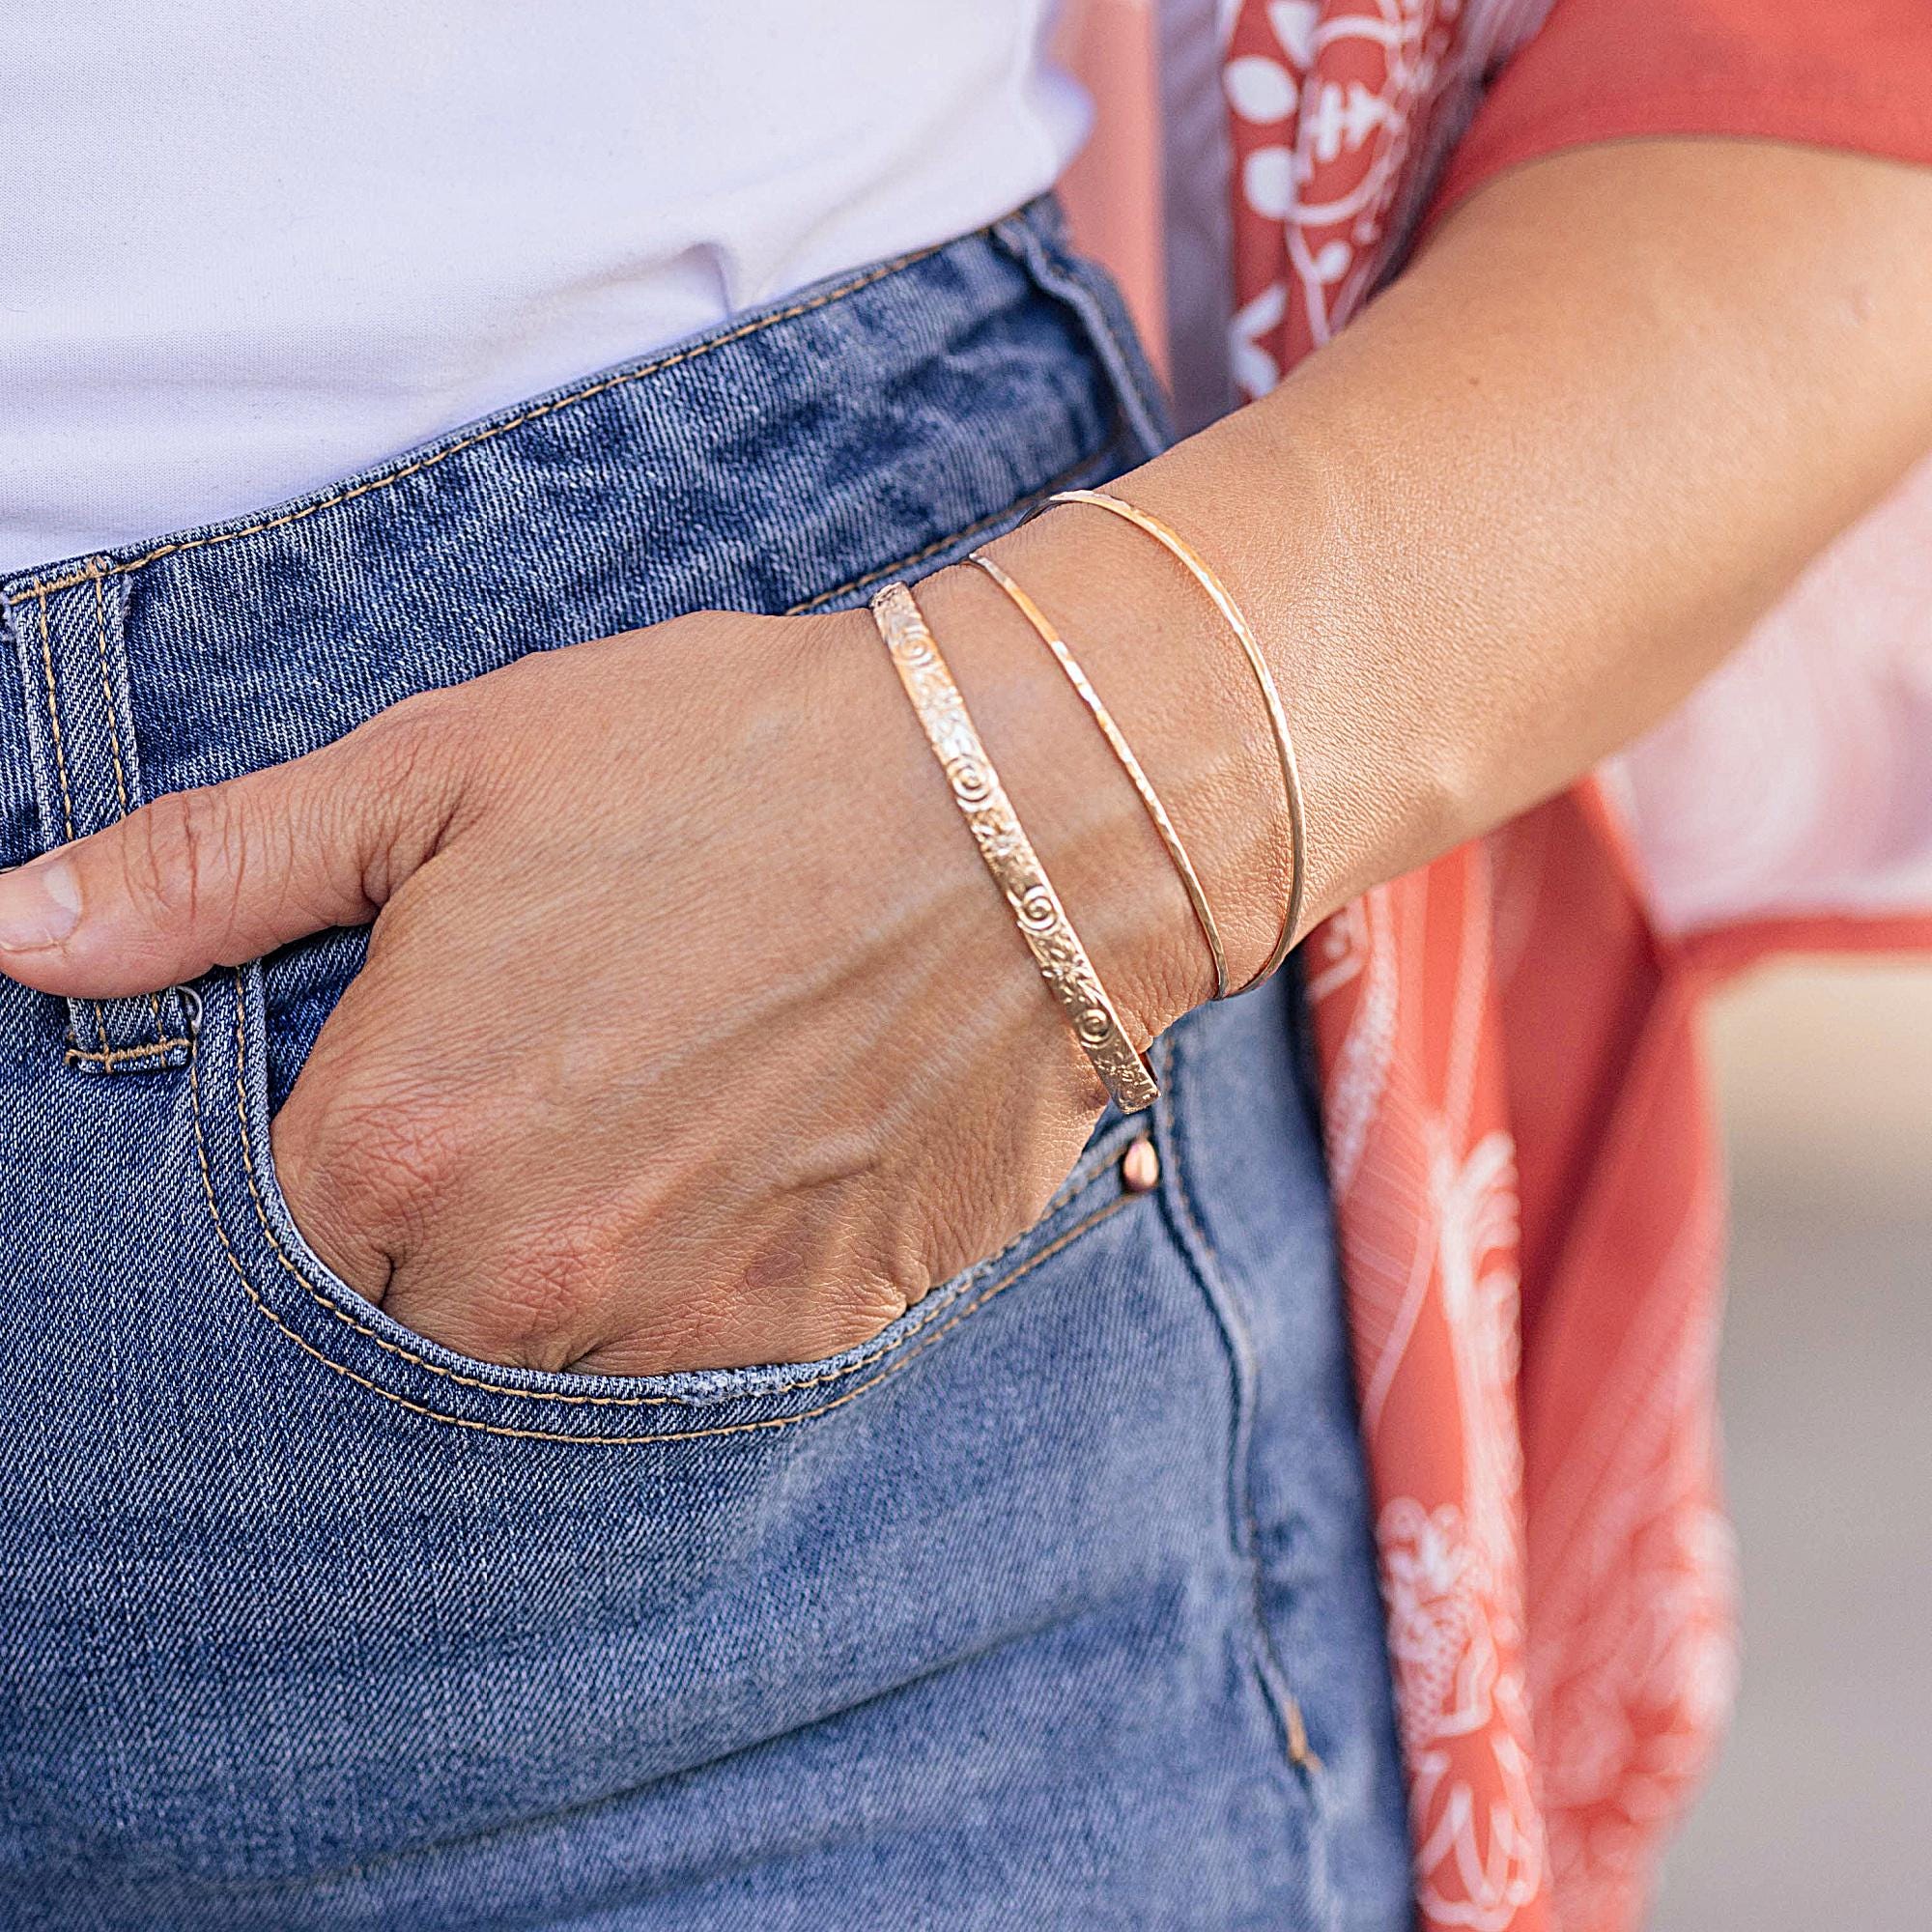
left=1055, top=3, right=1932, bottom=1924
left=1225, top=4, right=1807, bottom=1929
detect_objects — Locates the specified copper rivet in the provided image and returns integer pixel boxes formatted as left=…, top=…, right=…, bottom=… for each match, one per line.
left=1122, top=1137, right=1160, bottom=1193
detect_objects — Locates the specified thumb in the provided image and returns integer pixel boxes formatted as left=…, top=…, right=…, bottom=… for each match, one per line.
left=0, top=705, right=468, bottom=999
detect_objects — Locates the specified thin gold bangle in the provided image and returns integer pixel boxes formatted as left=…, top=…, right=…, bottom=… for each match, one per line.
left=868, top=581, right=1159, bottom=1113
left=967, top=550, right=1230, bottom=1001
left=1050, top=488, right=1308, bottom=992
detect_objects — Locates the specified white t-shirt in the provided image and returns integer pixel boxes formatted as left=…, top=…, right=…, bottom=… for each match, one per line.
left=0, top=4, right=1086, bottom=574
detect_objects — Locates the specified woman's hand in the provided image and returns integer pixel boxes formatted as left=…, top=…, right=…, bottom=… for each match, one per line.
left=8, top=139, right=1931, bottom=1378
left=0, top=597, right=1214, bottom=1375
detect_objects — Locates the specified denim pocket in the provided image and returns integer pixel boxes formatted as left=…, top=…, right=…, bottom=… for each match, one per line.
left=43, top=966, right=1326, bottom=1927
left=185, top=961, right=1172, bottom=1444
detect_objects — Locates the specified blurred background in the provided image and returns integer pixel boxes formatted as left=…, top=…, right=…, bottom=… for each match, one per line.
left=1656, top=960, right=1932, bottom=1930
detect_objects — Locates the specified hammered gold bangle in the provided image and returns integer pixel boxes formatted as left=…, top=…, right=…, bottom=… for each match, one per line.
left=967, top=550, right=1230, bottom=1002
left=869, top=581, right=1159, bottom=1113
left=1051, top=488, right=1308, bottom=991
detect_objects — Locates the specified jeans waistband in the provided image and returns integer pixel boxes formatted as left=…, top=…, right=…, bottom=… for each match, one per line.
left=0, top=196, right=1170, bottom=1071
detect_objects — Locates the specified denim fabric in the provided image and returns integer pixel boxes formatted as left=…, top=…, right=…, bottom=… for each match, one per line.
left=0, top=201, right=1411, bottom=1931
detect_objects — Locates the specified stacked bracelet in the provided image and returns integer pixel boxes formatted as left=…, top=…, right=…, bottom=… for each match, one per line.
left=868, top=581, right=1160, bottom=1114
left=1050, top=489, right=1308, bottom=990
left=967, top=549, right=1231, bottom=1002
left=870, top=492, right=1302, bottom=1094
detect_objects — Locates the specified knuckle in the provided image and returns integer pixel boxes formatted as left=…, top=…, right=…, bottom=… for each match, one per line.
left=359, top=690, right=475, bottom=798
left=744, top=1272, right=910, bottom=1374
left=340, top=694, right=478, bottom=891
left=123, top=784, right=236, bottom=927
left=481, top=1226, right=625, bottom=1372
left=832, top=1271, right=917, bottom=1340
left=303, top=1086, right=471, bottom=1250
left=364, top=1107, right=469, bottom=1226
left=357, top=693, right=445, bottom=779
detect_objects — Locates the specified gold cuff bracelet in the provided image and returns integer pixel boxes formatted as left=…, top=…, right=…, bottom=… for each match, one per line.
left=869, top=581, right=1159, bottom=1113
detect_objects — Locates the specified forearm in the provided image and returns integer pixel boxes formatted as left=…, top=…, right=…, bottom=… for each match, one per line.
left=923, top=139, right=1932, bottom=1028
left=12, top=140, right=1932, bottom=1373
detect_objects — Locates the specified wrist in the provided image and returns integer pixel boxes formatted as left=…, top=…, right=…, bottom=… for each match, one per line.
left=912, top=534, right=1248, bottom=1045
left=803, top=595, right=1187, bottom=1107
left=917, top=475, right=1316, bottom=1026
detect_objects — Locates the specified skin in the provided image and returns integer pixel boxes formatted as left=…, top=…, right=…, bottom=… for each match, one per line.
left=3, top=139, right=1931, bottom=1376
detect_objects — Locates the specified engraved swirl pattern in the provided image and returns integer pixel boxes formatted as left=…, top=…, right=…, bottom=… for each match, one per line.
left=870, top=582, right=1159, bottom=1112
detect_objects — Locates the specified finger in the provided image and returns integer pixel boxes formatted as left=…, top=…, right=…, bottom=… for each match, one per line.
left=0, top=698, right=469, bottom=998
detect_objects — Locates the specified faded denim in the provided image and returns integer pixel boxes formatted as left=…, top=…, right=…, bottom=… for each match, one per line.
left=0, top=201, right=1411, bottom=1931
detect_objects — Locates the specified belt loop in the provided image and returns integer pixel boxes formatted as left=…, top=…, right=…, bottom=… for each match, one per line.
left=991, top=197, right=1176, bottom=465
left=7, top=560, right=191, bottom=1074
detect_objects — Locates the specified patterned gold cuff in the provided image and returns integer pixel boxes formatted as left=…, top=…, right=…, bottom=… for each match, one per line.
left=869, top=581, right=1159, bottom=1114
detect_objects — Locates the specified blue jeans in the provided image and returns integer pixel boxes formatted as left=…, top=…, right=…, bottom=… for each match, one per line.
left=0, top=202, right=1409, bottom=1931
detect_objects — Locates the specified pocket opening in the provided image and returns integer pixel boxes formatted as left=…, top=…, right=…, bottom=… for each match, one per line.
left=188, top=966, right=1155, bottom=1444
